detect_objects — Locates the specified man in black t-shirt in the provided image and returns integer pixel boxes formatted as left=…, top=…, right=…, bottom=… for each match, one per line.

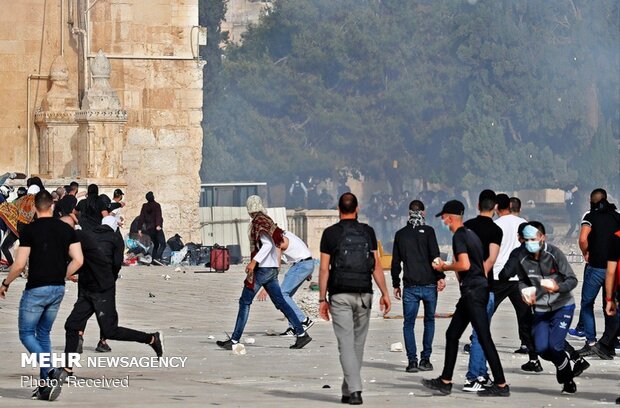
left=0, top=191, right=83, bottom=401
left=462, top=190, right=503, bottom=391
left=421, top=200, right=509, bottom=397
left=319, top=193, right=391, bottom=405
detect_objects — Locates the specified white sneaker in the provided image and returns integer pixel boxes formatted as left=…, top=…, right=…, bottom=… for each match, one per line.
left=462, top=378, right=486, bottom=392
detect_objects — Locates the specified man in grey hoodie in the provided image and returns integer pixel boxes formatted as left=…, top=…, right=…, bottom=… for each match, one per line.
left=515, top=222, right=579, bottom=394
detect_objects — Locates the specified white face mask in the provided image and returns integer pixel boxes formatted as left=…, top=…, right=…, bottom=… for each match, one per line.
left=525, top=240, right=541, bottom=253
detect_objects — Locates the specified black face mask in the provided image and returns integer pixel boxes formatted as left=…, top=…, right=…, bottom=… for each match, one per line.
left=590, top=199, right=609, bottom=211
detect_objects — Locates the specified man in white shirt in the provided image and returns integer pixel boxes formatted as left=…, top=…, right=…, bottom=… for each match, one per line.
left=493, top=195, right=542, bottom=371
left=216, top=196, right=312, bottom=350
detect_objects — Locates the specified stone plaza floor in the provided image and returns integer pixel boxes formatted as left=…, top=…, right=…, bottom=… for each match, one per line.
left=0, top=263, right=618, bottom=407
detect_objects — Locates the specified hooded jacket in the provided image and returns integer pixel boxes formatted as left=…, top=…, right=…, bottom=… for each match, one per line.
left=76, top=225, right=124, bottom=292
left=514, top=242, right=577, bottom=313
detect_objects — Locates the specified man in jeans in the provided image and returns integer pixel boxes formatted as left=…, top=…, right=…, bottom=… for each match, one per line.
left=391, top=199, right=445, bottom=373
left=422, top=200, right=509, bottom=397
left=575, top=188, right=620, bottom=357
left=319, top=192, right=391, bottom=405
left=0, top=190, right=83, bottom=401
left=217, top=195, right=311, bottom=350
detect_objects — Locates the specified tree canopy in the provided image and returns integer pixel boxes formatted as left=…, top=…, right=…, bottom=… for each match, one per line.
left=201, top=0, right=619, bottom=193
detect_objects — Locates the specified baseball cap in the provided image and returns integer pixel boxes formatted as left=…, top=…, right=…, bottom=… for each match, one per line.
left=435, top=200, right=465, bottom=217
left=114, top=188, right=124, bottom=197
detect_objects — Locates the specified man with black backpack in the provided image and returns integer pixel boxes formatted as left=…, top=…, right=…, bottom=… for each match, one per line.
left=319, top=192, right=391, bottom=405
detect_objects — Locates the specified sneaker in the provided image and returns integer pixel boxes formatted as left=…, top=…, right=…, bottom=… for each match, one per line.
left=561, top=380, right=577, bottom=394
left=514, top=345, right=529, bottom=354
left=591, top=343, right=614, bottom=360
left=95, top=340, right=112, bottom=353
left=463, top=378, right=486, bottom=393
left=568, top=328, right=586, bottom=340
left=478, top=384, right=510, bottom=397
left=418, top=359, right=434, bottom=371
left=152, top=258, right=165, bottom=266
left=77, top=335, right=84, bottom=354
left=216, top=339, right=235, bottom=350
left=301, top=317, right=315, bottom=331
left=290, top=334, right=312, bottom=349
left=463, top=343, right=471, bottom=353
left=572, top=356, right=590, bottom=377
left=406, top=360, right=418, bottom=373
left=149, top=332, right=164, bottom=357
left=47, top=368, right=69, bottom=401
left=421, top=377, right=452, bottom=395
left=577, top=342, right=596, bottom=357
left=521, top=359, right=543, bottom=373
left=279, top=327, right=295, bottom=337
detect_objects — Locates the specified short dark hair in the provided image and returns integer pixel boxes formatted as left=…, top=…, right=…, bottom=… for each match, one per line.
left=34, top=190, right=54, bottom=212
left=496, top=194, right=510, bottom=211
left=478, top=189, right=497, bottom=212
left=64, top=185, right=71, bottom=195
left=409, top=199, right=425, bottom=212
left=509, top=197, right=522, bottom=213
left=517, top=222, right=528, bottom=237
left=70, top=181, right=79, bottom=188
left=338, top=192, right=358, bottom=214
left=528, top=220, right=546, bottom=235
left=590, top=188, right=607, bottom=203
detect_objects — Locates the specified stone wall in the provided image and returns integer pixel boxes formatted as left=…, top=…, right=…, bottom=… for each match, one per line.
left=0, top=0, right=203, bottom=241
left=223, top=0, right=270, bottom=43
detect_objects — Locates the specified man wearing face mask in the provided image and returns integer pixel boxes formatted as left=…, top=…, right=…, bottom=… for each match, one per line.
left=573, top=188, right=620, bottom=358
left=515, top=222, right=579, bottom=393
left=422, top=200, right=509, bottom=397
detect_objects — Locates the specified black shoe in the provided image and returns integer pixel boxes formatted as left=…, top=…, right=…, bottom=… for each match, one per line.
left=514, top=345, right=529, bottom=354
left=341, top=395, right=350, bottom=403
left=349, top=391, right=362, bottom=405
left=32, top=386, right=51, bottom=400
left=421, top=377, right=452, bottom=395
left=149, top=332, right=164, bottom=357
left=216, top=339, right=235, bottom=350
left=418, top=359, right=434, bottom=371
left=290, top=334, right=312, bottom=349
left=279, top=327, right=295, bottom=336
left=572, top=356, right=590, bottom=377
left=95, top=340, right=112, bottom=352
left=577, top=343, right=595, bottom=357
left=616, top=396, right=619, bottom=404
left=77, top=335, right=84, bottom=354
left=592, top=343, right=614, bottom=360
left=302, top=317, right=315, bottom=331
left=463, top=343, right=471, bottom=353
left=406, top=360, right=418, bottom=373
left=521, top=359, right=543, bottom=373
left=47, top=368, right=69, bottom=401
left=561, top=380, right=577, bottom=394
left=478, top=384, right=510, bottom=397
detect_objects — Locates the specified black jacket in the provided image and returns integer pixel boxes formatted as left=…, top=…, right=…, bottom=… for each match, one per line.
left=76, top=225, right=125, bottom=292
left=391, top=224, right=444, bottom=287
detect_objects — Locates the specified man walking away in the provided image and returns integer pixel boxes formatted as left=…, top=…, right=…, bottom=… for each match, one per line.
left=422, top=200, right=509, bottom=397
left=319, top=192, right=391, bottom=405
left=0, top=191, right=83, bottom=401
left=391, top=199, right=445, bottom=373
left=138, top=191, right=166, bottom=264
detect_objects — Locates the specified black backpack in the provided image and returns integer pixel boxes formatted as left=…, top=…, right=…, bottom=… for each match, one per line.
left=330, top=222, right=375, bottom=293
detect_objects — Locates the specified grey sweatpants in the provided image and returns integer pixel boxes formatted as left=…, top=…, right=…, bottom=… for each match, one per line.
left=329, top=292, right=373, bottom=395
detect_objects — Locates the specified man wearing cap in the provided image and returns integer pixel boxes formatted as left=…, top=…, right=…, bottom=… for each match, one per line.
left=57, top=215, right=164, bottom=400
left=514, top=222, right=579, bottom=394
left=109, top=188, right=126, bottom=227
left=422, top=200, right=509, bottom=397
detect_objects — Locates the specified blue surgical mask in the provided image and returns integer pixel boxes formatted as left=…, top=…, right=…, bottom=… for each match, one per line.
left=525, top=241, right=541, bottom=253
left=441, top=221, right=450, bottom=231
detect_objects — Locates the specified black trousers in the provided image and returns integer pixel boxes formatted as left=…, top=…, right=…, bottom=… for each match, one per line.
left=599, top=289, right=620, bottom=351
left=148, top=229, right=166, bottom=260
left=1, top=230, right=17, bottom=265
left=64, top=286, right=152, bottom=367
left=442, top=286, right=506, bottom=384
left=493, top=280, right=537, bottom=360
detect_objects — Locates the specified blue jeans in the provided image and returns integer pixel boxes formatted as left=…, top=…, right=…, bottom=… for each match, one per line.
left=402, top=285, right=438, bottom=361
left=18, top=285, right=65, bottom=379
left=281, top=259, right=314, bottom=326
left=533, top=304, right=575, bottom=383
left=231, top=267, right=304, bottom=341
left=466, top=291, right=495, bottom=381
left=579, top=265, right=606, bottom=343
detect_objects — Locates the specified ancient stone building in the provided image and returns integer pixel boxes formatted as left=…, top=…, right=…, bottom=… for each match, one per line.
left=223, top=0, right=270, bottom=43
left=0, top=0, right=203, bottom=240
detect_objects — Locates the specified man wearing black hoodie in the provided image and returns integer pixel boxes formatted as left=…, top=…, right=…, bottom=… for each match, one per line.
left=55, top=216, right=163, bottom=400
left=138, top=191, right=166, bottom=263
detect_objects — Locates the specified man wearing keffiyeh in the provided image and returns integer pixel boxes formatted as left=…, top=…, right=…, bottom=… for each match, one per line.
left=216, top=196, right=312, bottom=351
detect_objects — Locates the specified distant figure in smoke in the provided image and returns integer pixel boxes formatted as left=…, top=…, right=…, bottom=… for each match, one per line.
left=289, top=176, right=307, bottom=209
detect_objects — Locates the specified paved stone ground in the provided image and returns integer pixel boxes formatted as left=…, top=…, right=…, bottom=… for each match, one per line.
left=0, top=263, right=618, bottom=407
